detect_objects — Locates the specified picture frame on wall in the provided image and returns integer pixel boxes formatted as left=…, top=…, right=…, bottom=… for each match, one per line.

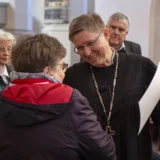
left=44, top=0, right=69, bottom=24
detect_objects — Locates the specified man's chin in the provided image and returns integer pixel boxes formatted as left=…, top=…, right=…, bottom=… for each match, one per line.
left=86, top=60, right=97, bottom=66
left=110, top=40, right=119, bottom=44
left=110, top=41, right=120, bottom=47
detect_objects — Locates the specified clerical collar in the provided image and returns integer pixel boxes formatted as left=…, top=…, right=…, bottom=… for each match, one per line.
left=117, top=42, right=125, bottom=52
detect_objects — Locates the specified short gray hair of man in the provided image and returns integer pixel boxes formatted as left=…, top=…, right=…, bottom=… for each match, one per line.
left=107, top=12, right=129, bottom=31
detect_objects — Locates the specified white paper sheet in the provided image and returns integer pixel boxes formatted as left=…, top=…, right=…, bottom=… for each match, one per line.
left=138, top=62, right=160, bottom=135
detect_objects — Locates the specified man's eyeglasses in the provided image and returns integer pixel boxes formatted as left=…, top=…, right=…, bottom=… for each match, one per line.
left=74, top=29, right=103, bottom=54
left=58, top=62, right=68, bottom=71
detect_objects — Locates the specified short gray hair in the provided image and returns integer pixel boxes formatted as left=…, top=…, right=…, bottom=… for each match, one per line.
left=69, top=13, right=105, bottom=41
left=0, top=29, right=15, bottom=41
left=107, top=12, right=129, bottom=30
left=11, top=34, right=66, bottom=73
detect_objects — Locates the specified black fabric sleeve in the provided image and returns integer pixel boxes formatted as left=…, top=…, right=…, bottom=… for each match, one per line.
left=70, top=89, right=117, bottom=160
left=136, top=43, right=142, bottom=55
left=131, top=42, right=142, bottom=55
left=63, top=67, right=74, bottom=87
left=143, top=57, right=157, bottom=87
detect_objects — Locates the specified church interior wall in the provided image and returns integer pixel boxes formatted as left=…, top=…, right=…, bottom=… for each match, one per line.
left=0, top=0, right=159, bottom=65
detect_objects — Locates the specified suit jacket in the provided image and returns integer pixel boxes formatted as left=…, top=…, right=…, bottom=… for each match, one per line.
left=119, top=40, right=142, bottom=55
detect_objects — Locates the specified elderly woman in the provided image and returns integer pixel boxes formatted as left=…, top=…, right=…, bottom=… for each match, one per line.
left=63, top=13, right=160, bottom=160
left=0, top=34, right=116, bottom=160
left=0, top=29, right=15, bottom=92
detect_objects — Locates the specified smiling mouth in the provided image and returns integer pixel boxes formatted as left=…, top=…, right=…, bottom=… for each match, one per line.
left=89, top=54, right=97, bottom=60
left=1, top=58, right=9, bottom=61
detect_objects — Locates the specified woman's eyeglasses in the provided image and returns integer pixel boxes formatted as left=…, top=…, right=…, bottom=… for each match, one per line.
left=74, top=29, right=103, bottom=54
left=58, top=62, right=68, bottom=71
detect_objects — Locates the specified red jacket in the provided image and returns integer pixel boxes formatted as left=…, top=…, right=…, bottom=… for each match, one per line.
left=0, top=78, right=116, bottom=160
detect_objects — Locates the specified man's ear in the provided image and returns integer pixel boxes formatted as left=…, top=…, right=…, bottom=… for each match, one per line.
left=126, top=30, right=128, bottom=35
left=104, top=28, right=110, bottom=40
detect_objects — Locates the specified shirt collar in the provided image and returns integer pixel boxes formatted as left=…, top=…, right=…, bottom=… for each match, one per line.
left=0, top=65, right=9, bottom=78
left=117, top=42, right=125, bottom=52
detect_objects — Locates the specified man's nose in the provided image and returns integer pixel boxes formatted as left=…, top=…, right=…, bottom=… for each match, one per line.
left=113, top=28, right=119, bottom=34
left=83, top=46, right=91, bottom=56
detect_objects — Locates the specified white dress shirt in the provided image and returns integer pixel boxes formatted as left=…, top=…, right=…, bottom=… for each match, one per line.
left=0, top=65, right=9, bottom=84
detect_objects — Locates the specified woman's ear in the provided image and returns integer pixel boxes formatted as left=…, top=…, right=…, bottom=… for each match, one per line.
left=43, top=66, right=50, bottom=74
left=104, top=28, right=110, bottom=40
left=43, top=66, right=56, bottom=77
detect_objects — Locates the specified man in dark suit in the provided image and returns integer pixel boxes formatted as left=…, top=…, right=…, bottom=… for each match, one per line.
left=122, top=40, right=142, bottom=55
left=106, top=12, right=142, bottom=55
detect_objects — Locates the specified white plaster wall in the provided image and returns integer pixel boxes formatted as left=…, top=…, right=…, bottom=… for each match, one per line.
left=1, top=0, right=159, bottom=65
left=43, top=0, right=88, bottom=66
left=32, top=0, right=44, bottom=33
left=94, top=0, right=151, bottom=58
left=14, top=0, right=32, bottom=30
left=4, top=0, right=32, bottom=31
left=69, top=0, right=88, bottom=22
left=0, top=0, right=9, bottom=2
left=4, top=0, right=43, bottom=33
left=42, top=24, right=71, bottom=65
left=69, top=0, right=88, bottom=64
